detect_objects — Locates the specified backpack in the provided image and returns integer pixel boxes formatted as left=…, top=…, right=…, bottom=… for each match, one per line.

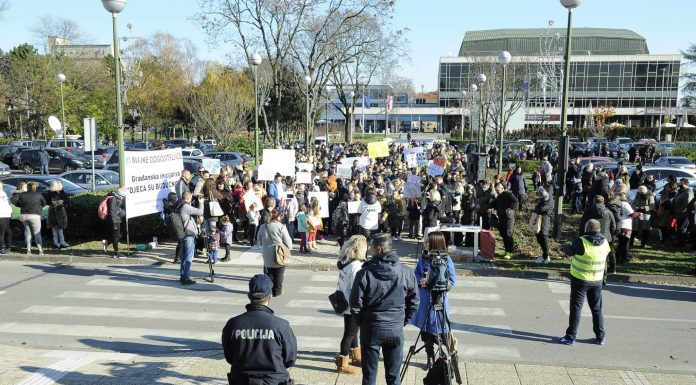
left=166, top=205, right=188, bottom=241
left=423, top=356, right=453, bottom=385
left=97, top=196, right=114, bottom=220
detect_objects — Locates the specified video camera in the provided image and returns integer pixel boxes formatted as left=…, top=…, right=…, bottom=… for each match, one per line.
left=422, top=250, right=451, bottom=293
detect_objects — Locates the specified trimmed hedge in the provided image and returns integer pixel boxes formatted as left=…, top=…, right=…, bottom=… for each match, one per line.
left=516, top=160, right=543, bottom=173
left=672, top=146, right=696, bottom=162
left=65, top=190, right=166, bottom=242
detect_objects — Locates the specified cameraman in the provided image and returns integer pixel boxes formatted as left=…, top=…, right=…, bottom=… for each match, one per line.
left=410, top=231, right=456, bottom=369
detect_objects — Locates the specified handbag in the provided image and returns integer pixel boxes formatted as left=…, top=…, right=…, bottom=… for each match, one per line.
left=274, top=243, right=291, bottom=266
left=328, top=290, right=348, bottom=314
left=527, top=213, right=542, bottom=234
left=208, top=193, right=224, bottom=217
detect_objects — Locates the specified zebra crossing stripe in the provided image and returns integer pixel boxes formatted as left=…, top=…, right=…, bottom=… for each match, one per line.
left=547, top=282, right=570, bottom=294
left=286, top=299, right=333, bottom=308
left=0, top=322, right=219, bottom=342
left=85, top=278, right=248, bottom=291
left=57, top=291, right=247, bottom=306
left=450, top=307, right=506, bottom=317
left=458, top=281, right=497, bottom=288
left=21, top=305, right=233, bottom=322
left=16, top=351, right=134, bottom=385
left=0, top=291, right=6, bottom=296
left=447, top=293, right=501, bottom=301
left=298, top=286, right=335, bottom=295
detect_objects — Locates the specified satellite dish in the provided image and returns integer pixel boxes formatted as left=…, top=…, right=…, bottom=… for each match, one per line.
left=48, top=116, right=62, bottom=131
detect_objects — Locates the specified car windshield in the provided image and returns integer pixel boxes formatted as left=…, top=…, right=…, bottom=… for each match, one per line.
left=101, top=172, right=120, bottom=184
left=668, top=158, right=692, bottom=165
left=53, top=149, right=78, bottom=159
left=241, top=154, right=252, bottom=161
left=46, top=178, right=83, bottom=191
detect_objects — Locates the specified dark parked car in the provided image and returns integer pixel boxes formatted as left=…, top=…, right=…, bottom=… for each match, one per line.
left=204, top=151, right=252, bottom=167
left=164, top=139, right=192, bottom=148
left=11, top=146, right=32, bottom=169
left=3, top=176, right=87, bottom=196
left=59, top=170, right=120, bottom=190
left=0, top=145, right=23, bottom=166
left=18, top=148, right=86, bottom=174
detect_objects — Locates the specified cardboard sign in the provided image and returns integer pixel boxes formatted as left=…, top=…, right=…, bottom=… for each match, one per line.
left=201, top=158, right=222, bottom=175
left=124, top=149, right=183, bottom=219
left=295, top=172, right=312, bottom=184
left=336, top=165, right=352, bottom=180
left=262, top=149, right=296, bottom=176
left=296, top=162, right=314, bottom=172
left=406, top=153, right=418, bottom=168
left=367, top=141, right=390, bottom=158
left=403, top=174, right=422, bottom=198
left=416, top=152, right=428, bottom=167
left=347, top=201, right=360, bottom=214
left=257, top=165, right=276, bottom=181
left=341, top=156, right=370, bottom=171
left=243, top=190, right=263, bottom=212
left=307, top=191, right=330, bottom=218
left=403, top=146, right=424, bottom=161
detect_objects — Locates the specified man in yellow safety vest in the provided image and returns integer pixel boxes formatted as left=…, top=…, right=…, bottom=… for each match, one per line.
left=558, top=219, right=610, bottom=346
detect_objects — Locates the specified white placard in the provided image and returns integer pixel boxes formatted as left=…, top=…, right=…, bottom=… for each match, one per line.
left=262, top=149, right=296, bottom=176
left=243, top=190, right=263, bottom=212
left=336, top=165, right=352, bottom=180
left=296, top=163, right=314, bottom=172
left=402, top=146, right=424, bottom=161
left=296, top=172, right=312, bottom=184
left=347, top=201, right=360, bottom=214
left=416, top=152, right=428, bottom=167
left=83, top=118, right=96, bottom=151
left=257, top=165, right=276, bottom=181
left=405, top=153, right=417, bottom=168
left=201, top=158, right=222, bottom=175
left=307, top=191, right=330, bottom=218
left=341, top=156, right=370, bottom=171
left=403, top=173, right=422, bottom=198
left=124, top=148, right=184, bottom=219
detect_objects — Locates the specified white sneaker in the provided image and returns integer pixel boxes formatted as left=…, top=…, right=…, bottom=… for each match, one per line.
left=392, top=236, right=398, bottom=241
left=534, top=257, right=546, bottom=264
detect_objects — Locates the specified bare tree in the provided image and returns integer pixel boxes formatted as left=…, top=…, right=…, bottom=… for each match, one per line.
left=31, top=15, right=91, bottom=54
left=589, top=104, right=615, bottom=138
left=0, top=1, right=9, bottom=21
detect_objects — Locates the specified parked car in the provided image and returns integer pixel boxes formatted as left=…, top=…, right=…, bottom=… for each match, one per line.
left=3, top=176, right=87, bottom=196
left=164, top=139, right=191, bottom=148
left=181, top=148, right=204, bottom=157
left=59, top=170, right=120, bottom=190
left=577, top=157, right=617, bottom=168
left=31, top=140, right=47, bottom=148
left=202, top=139, right=217, bottom=146
left=9, top=140, right=33, bottom=147
left=0, top=161, right=11, bottom=178
left=516, top=139, right=534, bottom=152
left=627, top=178, right=696, bottom=201
left=11, top=146, right=32, bottom=169
left=128, top=141, right=152, bottom=150
left=0, top=145, right=23, bottom=166
left=46, top=139, right=84, bottom=150
left=626, top=166, right=696, bottom=182
left=655, top=143, right=677, bottom=155
left=653, top=156, right=696, bottom=171
left=18, top=148, right=86, bottom=174
left=204, top=151, right=252, bottom=167
left=183, top=157, right=204, bottom=174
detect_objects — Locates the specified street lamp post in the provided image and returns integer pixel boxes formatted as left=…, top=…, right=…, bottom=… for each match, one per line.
left=476, top=73, right=487, bottom=150
left=56, top=73, right=67, bottom=146
left=102, top=0, right=127, bottom=187
left=469, top=84, right=478, bottom=142
left=325, top=86, right=332, bottom=146
left=349, top=91, right=355, bottom=143
left=658, top=67, right=666, bottom=141
left=553, top=0, right=582, bottom=240
left=250, top=53, right=262, bottom=163
left=361, top=83, right=366, bottom=134
left=460, top=90, right=467, bottom=141
left=497, top=51, right=512, bottom=176
left=303, top=75, right=312, bottom=148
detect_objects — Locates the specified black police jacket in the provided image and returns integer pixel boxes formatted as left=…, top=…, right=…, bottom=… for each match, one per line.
left=222, top=304, right=297, bottom=382
left=350, top=250, right=419, bottom=329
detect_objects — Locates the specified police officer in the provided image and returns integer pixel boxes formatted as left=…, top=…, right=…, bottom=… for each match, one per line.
left=557, top=219, right=610, bottom=346
left=222, top=274, right=297, bottom=385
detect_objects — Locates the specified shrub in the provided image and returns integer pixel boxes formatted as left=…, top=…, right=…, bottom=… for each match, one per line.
left=516, top=160, right=542, bottom=173
left=672, top=146, right=696, bottom=163
left=66, top=190, right=166, bottom=242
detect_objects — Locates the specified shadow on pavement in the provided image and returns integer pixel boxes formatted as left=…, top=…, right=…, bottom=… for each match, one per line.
left=604, top=282, right=696, bottom=302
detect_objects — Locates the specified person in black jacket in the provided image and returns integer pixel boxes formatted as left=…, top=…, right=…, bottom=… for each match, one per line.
left=421, top=190, right=442, bottom=239
left=11, top=182, right=47, bottom=255
left=222, top=274, right=297, bottom=385
left=507, top=166, right=526, bottom=211
left=48, top=180, right=70, bottom=248
left=102, top=188, right=127, bottom=258
left=494, top=183, right=518, bottom=259
left=580, top=195, right=617, bottom=276
left=350, top=234, right=418, bottom=385
left=533, top=187, right=555, bottom=264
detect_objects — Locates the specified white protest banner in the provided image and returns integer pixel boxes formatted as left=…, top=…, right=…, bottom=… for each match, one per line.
left=201, top=158, right=222, bottom=175
left=262, top=149, right=296, bottom=176
left=124, top=148, right=183, bottom=219
left=295, top=172, right=312, bottom=184
left=407, top=174, right=421, bottom=185
left=403, top=174, right=422, bottom=198
left=244, top=190, right=263, bottom=212
left=257, top=165, right=275, bottom=181
left=426, top=157, right=446, bottom=177
left=405, top=153, right=418, bottom=168
left=341, top=156, right=370, bottom=171
left=296, top=162, right=314, bottom=172
left=347, top=201, right=360, bottom=214
left=336, top=165, right=352, bottom=180
left=307, top=191, right=330, bottom=218
left=416, top=152, right=428, bottom=167
left=402, top=146, right=424, bottom=161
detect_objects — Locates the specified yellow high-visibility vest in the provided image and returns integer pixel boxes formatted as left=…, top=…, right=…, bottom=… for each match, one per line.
left=570, top=237, right=609, bottom=282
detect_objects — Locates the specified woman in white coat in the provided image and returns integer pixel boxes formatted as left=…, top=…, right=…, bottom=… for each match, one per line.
left=334, top=234, right=367, bottom=375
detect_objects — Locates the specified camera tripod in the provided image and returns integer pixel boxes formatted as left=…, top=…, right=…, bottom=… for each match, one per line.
left=400, top=291, right=462, bottom=385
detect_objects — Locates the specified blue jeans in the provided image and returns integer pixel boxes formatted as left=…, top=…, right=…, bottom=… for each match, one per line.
left=179, top=235, right=195, bottom=279
left=360, top=327, right=404, bottom=385
left=40, top=165, right=49, bottom=175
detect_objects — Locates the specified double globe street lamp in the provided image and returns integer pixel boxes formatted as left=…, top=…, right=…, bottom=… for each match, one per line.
left=476, top=73, right=487, bottom=150
left=497, top=51, right=512, bottom=176
left=56, top=73, right=67, bottom=146
left=249, top=53, right=262, bottom=163
left=468, top=83, right=478, bottom=142
left=303, top=75, right=312, bottom=149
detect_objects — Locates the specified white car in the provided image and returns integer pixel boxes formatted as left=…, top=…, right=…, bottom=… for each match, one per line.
left=181, top=148, right=204, bottom=157
left=516, top=139, right=534, bottom=152
left=628, top=177, right=696, bottom=201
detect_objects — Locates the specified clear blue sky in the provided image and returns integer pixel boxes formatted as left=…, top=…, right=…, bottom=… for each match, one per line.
left=1, top=0, right=693, bottom=91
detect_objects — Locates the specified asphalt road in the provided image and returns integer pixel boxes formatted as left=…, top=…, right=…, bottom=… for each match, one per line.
left=0, top=260, right=694, bottom=374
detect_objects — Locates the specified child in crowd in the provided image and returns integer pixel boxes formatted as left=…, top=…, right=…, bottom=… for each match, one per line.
left=247, top=203, right=259, bottom=247
left=307, top=199, right=322, bottom=251
left=218, top=215, right=234, bottom=262
left=207, top=226, right=220, bottom=264
left=296, top=204, right=308, bottom=254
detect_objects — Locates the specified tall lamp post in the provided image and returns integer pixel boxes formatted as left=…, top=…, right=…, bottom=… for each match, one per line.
left=476, top=73, right=487, bottom=150
left=553, top=0, right=581, bottom=240
left=658, top=67, right=666, bottom=141
left=303, top=75, right=312, bottom=148
left=349, top=91, right=355, bottom=143
left=56, top=73, right=67, bottom=146
left=249, top=53, right=262, bottom=163
left=460, top=90, right=467, bottom=141
left=469, top=84, right=478, bottom=142
left=497, top=51, right=512, bottom=176
left=325, top=86, right=332, bottom=146
left=102, top=0, right=126, bottom=187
